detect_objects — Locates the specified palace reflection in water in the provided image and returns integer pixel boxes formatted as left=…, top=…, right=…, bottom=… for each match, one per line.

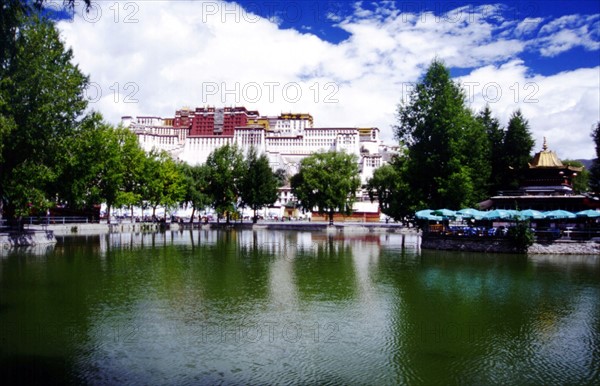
left=1, top=229, right=598, bottom=385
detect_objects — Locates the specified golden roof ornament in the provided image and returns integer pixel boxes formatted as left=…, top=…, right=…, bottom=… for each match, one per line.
left=528, top=137, right=582, bottom=171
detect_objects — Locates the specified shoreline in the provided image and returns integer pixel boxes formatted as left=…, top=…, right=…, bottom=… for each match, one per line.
left=21, top=220, right=420, bottom=236
left=2, top=221, right=599, bottom=255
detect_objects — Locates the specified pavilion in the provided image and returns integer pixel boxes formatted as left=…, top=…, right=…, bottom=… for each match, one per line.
left=487, top=138, right=592, bottom=212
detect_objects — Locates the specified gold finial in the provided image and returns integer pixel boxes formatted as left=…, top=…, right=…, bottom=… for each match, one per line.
left=542, top=137, right=548, bottom=151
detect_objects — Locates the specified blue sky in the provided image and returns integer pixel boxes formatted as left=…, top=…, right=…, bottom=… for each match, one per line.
left=54, top=0, right=599, bottom=158
left=239, top=0, right=599, bottom=75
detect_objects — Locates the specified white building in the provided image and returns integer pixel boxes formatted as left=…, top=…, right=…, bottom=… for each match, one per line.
left=122, top=107, right=398, bottom=220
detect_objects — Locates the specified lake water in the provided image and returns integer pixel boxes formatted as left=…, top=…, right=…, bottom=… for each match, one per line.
left=1, top=229, right=599, bottom=385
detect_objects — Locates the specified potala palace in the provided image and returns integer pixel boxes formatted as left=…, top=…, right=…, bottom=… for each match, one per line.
left=122, top=106, right=399, bottom=220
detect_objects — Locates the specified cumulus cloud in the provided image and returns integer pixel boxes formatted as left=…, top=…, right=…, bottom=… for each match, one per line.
left=459, top=61, right=600, bottom=159
left=55, top=0, right=599, bottom=159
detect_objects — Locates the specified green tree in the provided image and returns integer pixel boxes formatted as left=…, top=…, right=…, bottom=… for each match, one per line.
left=205, top=144, right=245, bottom=223
left=59, top=114, right=142, bottom=224
left=180, top=163, right=211, bottom=223
left=274, top=168, right=288, bottom=187
left=116, top=128, right=147, bottom=220
left=291, top=151, right=360, bottom=225
left=366, top=158, right=413, bottom=223
left=143, top=150, right=186, bottom=221
left=395, top=59, right=490, bottom=210
left=507, top=220, right=534, bottom=253
left=501, top=110, right=535, bottom=190
left=240, top=147, right=279, bottom=223
left=589, top=122, right=600, bottom=193
left=477, top=105, right=505, bottom=196
left=562, top=160, right=589, bottom=194
left=1, top=1, right=91, bottom=71
left=1, top=0, right=91, bottom=68
left=0, top=16, right=88, bottom=222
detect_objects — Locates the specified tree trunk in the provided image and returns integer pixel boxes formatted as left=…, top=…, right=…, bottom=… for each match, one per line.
left=152, top=205, right=157, bottom=222
left=328, top=210, right=334, bottom=226
left=189, top=207, right=196, bottom=224
left=253, top=209, right=258, bottom=224
left=106, top=205, right=111, bottom=224
left=130, top=206, right=134, bottom=223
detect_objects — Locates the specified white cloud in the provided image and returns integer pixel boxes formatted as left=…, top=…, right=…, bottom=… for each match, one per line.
left=459, top=61, right=600, bottom=159
left=56, top=1, right=599, bottom=159
left=536, top=14, right=600, bottom=56
left=514, top=17, right=544, bottom=36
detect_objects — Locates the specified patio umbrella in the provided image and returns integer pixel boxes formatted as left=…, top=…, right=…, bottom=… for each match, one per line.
left=457, top=208, right=484, bottom=219
left=544, top=209, right=576, bottom=219
left=415, top=209, right=434, bottom=219
left=482, top=209, right=512, bottom=220
left=432, top=209, right=456, bottom=218
left=507, top=209, right=520, bottom=217
left=575, top=209, right=600, bottom=218
left=415, top=210, right=443, bottom=221
left=517, top=209, right=545, bottom=220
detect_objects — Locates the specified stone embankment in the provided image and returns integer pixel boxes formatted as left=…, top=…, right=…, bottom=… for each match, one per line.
left=528, top=241, right=600, bottom=255
left=421, top=234, right=600, bottom=255
left=421, top=236, right=521, bottom=253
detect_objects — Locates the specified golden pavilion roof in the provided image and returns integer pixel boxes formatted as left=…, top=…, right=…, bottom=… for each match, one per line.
left=528, top=138, right=583, bottom=171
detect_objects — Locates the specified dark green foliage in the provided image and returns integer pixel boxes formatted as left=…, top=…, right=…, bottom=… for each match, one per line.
left=366, top=158, right=414, bottom=222
left=478, top=105, right=505, bottom=196
left=395, top=59, right=491, bottom=210
left=274, top=168, right=288, bottom=187
left=180, top=163, right=211, bottom=223
left=507, top=220, right=534, bottom=253
left=562, top=160, right=589, bottom=193
left=59, top=114, right=150, bottom=223
left=205, top=144, right=245, bottom=223
left=501, top=110, right=535, bottom=190
left=291, top=151, right=360, bottom=225
left=0, top=16, right=88, bottom=220
left=143, top=150, right=186, bottom=220
left=240, top=147, right=279, bottom=223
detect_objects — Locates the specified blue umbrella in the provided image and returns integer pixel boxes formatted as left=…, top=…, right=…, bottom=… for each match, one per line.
left=432, top=208, right=456, bottom=218
left=457, top=208, right=484, bottom=219
left=483, top=209, right=512, bottom=220
left=517, top=209, right=545, bottom=220
left=415, top=210, right=443, bottom=221
left=415, top=209, right=434, bottom=219
left=575, top=209, right=600, bottom=218
left=544, top=209, right=576, bottom=219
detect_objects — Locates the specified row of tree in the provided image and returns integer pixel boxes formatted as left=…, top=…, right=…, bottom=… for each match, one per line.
left=367, top=60, right=597, bottom=222
left=0, top=10, right=285, bottom=225
left=2, top=10, right=598, bottom=226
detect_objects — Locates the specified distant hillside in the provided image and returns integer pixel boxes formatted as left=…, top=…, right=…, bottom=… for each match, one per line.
left=576, top=159, right=594, bottom=169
